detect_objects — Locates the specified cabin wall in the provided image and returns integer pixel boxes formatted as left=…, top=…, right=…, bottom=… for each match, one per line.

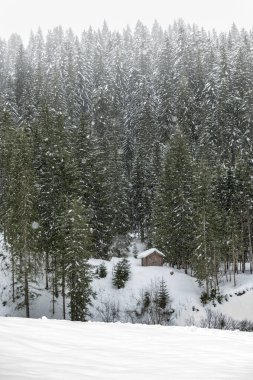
left=141, top=252, right=164, bottom=266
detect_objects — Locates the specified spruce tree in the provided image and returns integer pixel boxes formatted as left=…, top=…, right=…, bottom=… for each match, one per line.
left=59, top=197, right=95, bottom=321
left=153, top=130, right=195, bottom=270
left=112, top=258, right=131, bottom=289
left=192, top=160, right=223, bottom=295
left=1, top=123, right=39, bottom=317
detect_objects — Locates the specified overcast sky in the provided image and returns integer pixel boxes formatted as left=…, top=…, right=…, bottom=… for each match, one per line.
left=0, top=0, right=253, bottom=42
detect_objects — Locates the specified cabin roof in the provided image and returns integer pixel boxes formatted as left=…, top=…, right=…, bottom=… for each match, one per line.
left=137, top=248, right=165, bottom=259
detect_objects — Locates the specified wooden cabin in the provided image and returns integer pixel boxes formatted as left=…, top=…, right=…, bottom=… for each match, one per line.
left=137, top=248, right=165, bottom=266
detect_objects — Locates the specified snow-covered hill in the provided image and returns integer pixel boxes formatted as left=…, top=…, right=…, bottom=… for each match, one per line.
left=90, top=256, right=204, bottom=325
left=0, top=317, right=252, bottom=380
left=1, top=235, right=253, bottom=325
left=90, top=256, right=253, bottom=326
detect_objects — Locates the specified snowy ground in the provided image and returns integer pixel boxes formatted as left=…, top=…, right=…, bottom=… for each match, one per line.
left=215, top=272, right=253, bottom=322
left=1, top=235, right=253, bottom=324
left=90, top=256, right=204, bottom=325
left=0, top=317, right=253, bottom=380
left=90, top=238, right=253, bottom=324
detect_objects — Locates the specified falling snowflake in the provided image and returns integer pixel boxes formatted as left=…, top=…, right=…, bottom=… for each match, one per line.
left=31, top=221, right=40, bottom=230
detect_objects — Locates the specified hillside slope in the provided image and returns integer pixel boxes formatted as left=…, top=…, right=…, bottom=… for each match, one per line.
left=1, top=236, right=253, bottom=324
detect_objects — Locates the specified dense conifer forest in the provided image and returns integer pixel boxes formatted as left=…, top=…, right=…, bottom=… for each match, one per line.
left=1, top=20, right=253, bottom=319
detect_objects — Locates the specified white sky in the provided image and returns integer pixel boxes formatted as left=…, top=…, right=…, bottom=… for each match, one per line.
left=0, top=0, right=253, bottom=42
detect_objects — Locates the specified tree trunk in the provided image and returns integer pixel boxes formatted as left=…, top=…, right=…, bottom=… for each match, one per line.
left=52, top=276, right=55, bottom=315
left=45, top=251, right=49, bottom=290
left=62, top=267, right=66, bottom=320
left=12, top=253, right=15, bottom=303
left=247, top=215, right=253, bottom=274
left=232, top=235, right=236, bottom=287
left=242, top=251, right=246, bottom=273
left=203, top=212, right=209, bottom=297
left=24, top=268, right=30, bottom=318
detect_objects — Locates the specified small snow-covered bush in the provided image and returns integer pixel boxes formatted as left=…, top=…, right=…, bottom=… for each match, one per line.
left=200, top=309, right=229, bottom=329
left=96, top=299, right=120, bottom=322
left=200, top=292, right=209, bottom=305
left=239, top=319, right=253, bottom=332
left=110, top=235, right=131, bottom=257
left=127, top=279, right=174, bottom=325
left=96, top=263, right=107, bottom=278
left=199, top=309, right=253, bottom=331
left=132, top=243, right=138, bottom=258
left=200, top=289, right=223, bottom=306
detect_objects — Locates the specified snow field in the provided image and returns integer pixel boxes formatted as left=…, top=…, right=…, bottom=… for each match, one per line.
left=0, top=317, right=253, bottom=380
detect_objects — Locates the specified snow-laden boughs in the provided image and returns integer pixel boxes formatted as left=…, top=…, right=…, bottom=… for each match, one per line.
left=112, top=258, right=131, bottom=289
left=152, top=130, right=195, bottom=270
left=1, top=21, right=253, bottom=318
left=57, top=197, right=95, bottom=321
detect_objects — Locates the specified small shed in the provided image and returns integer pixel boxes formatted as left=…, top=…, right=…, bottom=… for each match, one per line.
left=137, top=248, right=165, bottom=267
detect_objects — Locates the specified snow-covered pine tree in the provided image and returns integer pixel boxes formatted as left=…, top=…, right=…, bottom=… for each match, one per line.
left=192, top=159, right=223, bottom=296
left=59, top=197, right=95, bottom=321
left=152, top=130, right=195, bottom=270
left=112, top=258, right=131, bottom=289
left=1, top=122, right=40, bottom=317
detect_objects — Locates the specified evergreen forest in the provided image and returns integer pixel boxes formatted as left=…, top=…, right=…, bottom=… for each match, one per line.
left=1, top=20, right=253, bottom=319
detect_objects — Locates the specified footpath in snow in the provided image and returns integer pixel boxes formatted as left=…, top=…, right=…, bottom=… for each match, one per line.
left=0, top=317, right=253, bottom=379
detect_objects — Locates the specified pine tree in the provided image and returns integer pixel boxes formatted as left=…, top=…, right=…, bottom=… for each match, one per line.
left=112, top=258, right=131, bottom=289
left=97, top=263, right=107, bottom=278
left=73, top=114, right=113, bottom=259
left=153, top=130, right=195, bottom=270
left=35, top=106, right=73, bottom=299
left=154, top=34, right=176, bottom=142
left=1, top=122, right=39, bottom=317
left=234, top=157, right=253, bottom=273
left=58, top=197, right=95, bottom=321
left=192, top=160, right=223, bottom=295
left=101, top=128, right=131, bottom=256
left=157, top=279, right=170, bottom=309
left=132, top=243, right=138, bottom=258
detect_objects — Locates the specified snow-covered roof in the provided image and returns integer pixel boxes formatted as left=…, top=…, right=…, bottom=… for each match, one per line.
left=137, top=248, right=165, bottom=259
